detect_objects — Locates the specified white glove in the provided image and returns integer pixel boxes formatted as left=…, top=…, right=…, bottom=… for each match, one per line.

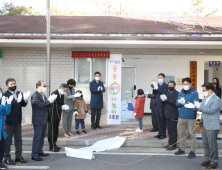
left=133, top=113, right=137, bottom=116
left=160, top=94, right=167, bottom=101
left=153, top=82, right=158, bottom=90
left=62, top=105, right=69, bottom=110
left=100, top=86, right=103, bottom=91
left=23, top=91, right=30, bottom=101
left=178, top=97, right=185, bottom=105
left=74, top=92, right=81, bottom=98
left=145, top=92, right=149, bottom=95
left=98, top=86, right=101, bottom=91
left=86, top=112, right=91, bottom=117
left=1, top=96, right=6, bottom=106
left=48, top=95, right=57, bottom=103
left=73, top=111, right=78, bottom=116
left=17, top=92, right=22, bottom=103
left=194, top=101, right=201, bottom=109
left=6, top=95, right=14, bottom=105
left=184, top=102, right=195, bottom=109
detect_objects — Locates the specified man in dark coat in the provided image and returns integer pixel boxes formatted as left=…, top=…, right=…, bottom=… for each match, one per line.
left=3, top=78, right=30, bottom=165
left=31, top=80, right=57, bottom=161
left=152, top=73, right=168, bottom=139
left=48, top=83, right=69, bottom=152
left=161, top=80, right=179, bottom=150
left=90, top=72, right=105, bottom=130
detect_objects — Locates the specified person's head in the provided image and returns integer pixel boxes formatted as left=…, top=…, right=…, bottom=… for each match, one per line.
left=0, top=87, right=3, bottom=100
left=201, top=82, right=215, bottom=97
left=67, top=79, right=76, bottom=89
left=58, top=83, right=68, bottom=94
left=137, top=89, right=144, bottom=95
left=94, top=72, right=101, bottom=82
left=157, top=73, right=165, bottom=84
left=36, top=80, right=46, bottom=94
left=168, top=80, right=176, bottom=91
left=76, top=90, right=83, bottom=98
left=5, top=78, right=17, bottom=92
left=212, top=78, right=220, bottom=90
left=182, top=77, right=192, bottom=92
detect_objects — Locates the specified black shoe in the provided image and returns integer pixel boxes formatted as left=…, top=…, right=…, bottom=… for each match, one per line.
left=150, top=129, right=158, bottom=132
left=96, top=126, right=102, bottom=129
left=91, top=126, right=96, bottom=130
left=154, top=134, right=161, bottom=138
left=15, top=157, right=28, bottom=163
left=76, top=131, right=81, bottom=135
left=174, top=149, right=185, bottom=155
left=158, top=135, right=166, bottom=140
left=4, top=159, right=16, bottom=165
left=205, top=164, right=218, bottom=169
left=54, top=144, right=61, bottom=150
left=82, top=130, right=87, bottom=134
left=49, top=147, right=60, bottom=152
left=167, top=146, right=176, bottom=150
left=39, top=153, right=49, bottom=157
left=164, top=144, right=170, bottom=148
left=32, top=157, right=43, bottom=161
left=201, top=161, right=211, bottom=167
left=0, top=163, right=7, bottom=170
left=187, top=151, right=196, bottom=159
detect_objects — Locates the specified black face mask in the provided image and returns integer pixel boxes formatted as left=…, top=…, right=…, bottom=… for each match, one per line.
left=81, top=95, right=83, bottom=98
left=212, top=82, right=217, bottom=85
left=168, top=87, right=174, bottom=91
left=8, top=86, right=16, bottom=91
left=151, top=85, right=154, bottom=88
left=69, top=86, right=73, bottom=89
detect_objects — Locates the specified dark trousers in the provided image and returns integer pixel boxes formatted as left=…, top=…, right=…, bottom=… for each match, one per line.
left=4, top=124, right=22, bottom=160
left=0, top=133, right=6, bottom=163
left=151, top=109, right=158, bottom=130
left=32, top=124, right=47, bottom=157
left=166, top=118, right=178, bottom=147
left=202, top=124, right=219, bottom=164
left=75, top=119, right=85, bottom=131
left=47, top=120, right=60, bottom=148
left=155, top=106, right=166, bottom=136
left=91, top=109, right=101, bottom=127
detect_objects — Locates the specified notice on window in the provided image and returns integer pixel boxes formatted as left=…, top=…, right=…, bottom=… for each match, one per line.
left=107, top=54, right=122, bottom=124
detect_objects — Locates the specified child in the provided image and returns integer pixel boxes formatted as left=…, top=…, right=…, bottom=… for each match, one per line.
left=133, top=89, right=145, bottom=132
left=73, top=90, right=90, bottom=135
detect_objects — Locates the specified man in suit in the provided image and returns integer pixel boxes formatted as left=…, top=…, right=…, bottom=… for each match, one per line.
left=193, top=82, right=221, bottom=169
left=48, top=83, right=69, bottom=152
left=90, top=72, right=106, bottom=130
left=152, top=73, right=168, bottom=139
left=31, top=80, right=57, bottom=161
left=160, top=80, right=179, bottom=150
left=3, top=78, right=30, bottom=165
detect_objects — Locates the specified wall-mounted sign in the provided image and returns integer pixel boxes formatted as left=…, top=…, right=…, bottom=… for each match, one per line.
left=209, top=61, right=220, bottom=67
left=107, top=54, right=122, bottom=124
left=190, top=61, right=197, bottom=90
left=176, top=78, right=183, bottom=85
left=165, top=76, right=175, bottom=84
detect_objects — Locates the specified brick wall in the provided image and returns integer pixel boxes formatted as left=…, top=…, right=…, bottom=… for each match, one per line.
left=0, top=47, right=221, bottom=125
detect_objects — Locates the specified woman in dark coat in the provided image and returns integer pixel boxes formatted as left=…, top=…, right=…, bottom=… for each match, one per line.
left=213, top=78, right=221, bottom=99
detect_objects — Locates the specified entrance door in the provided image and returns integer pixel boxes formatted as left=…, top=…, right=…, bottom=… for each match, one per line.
left=121, top=65, right=136, bottom=121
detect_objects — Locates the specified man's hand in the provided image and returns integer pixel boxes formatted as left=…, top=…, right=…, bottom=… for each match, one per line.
left=178, top=97, right=185, bottom=105
left=100, top=86, right=103, bottom=91
left=62, top=105, right=69, bottom=110
left=145, top=92, right=149, bottom=95
left=17, top=92, right=22, bottom=103
left=23, top=91, right=31, bottom=101
left=98, top=86, right=101, bottom=91
left=194, top=101, right=201, bottom=109
left=6, top=95, right=14, bottom=105
left=74, top=92, right=81, bottom=98
left=86, top=111, right=91, bottom=117
left=48, top=94, right=57, bottom=103
left=160, top=94, right=167, bottom=101
left=153, top=82, right=158, bottom=90
left=184, top=102, right=195, bottom=109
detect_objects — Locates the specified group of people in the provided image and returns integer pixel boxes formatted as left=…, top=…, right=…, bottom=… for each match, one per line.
left=133, top=73, right=221, bottom=169
left=0, top=71, right=106, bottom=169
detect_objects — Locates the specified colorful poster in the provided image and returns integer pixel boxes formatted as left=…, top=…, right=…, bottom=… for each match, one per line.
left=107, top=54, right=122, bottom=124
left=176, top=78, right=183, bottom=85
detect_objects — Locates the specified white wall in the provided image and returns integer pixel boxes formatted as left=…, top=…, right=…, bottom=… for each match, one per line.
left=122, top=59, right=205, bottom=113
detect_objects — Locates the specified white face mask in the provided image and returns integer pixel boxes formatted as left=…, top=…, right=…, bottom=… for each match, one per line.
left=183, top=85, right=189, bottom=91
left=95, top=77, right=100, bottom=81
left=158, top=79, right=163, bottom=84
left=0, top=93, right=2, bottom=100
left=42, top=87, right=46, bottom=93
left=203, top=91, right=209, bottom=97
left=61, top=91, right=66, bottom=95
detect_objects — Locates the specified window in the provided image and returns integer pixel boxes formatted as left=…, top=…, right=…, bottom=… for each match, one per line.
left=75, top=58, right=107, bottom=86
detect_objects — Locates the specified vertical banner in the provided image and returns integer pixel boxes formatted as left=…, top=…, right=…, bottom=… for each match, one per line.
left=190, top=61, right=197, bottom=90
left=107, top=54, right=122, bottom=124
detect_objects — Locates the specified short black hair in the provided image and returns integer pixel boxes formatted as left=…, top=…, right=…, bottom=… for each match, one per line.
left=36, top=80, right=44, bottom=89
left=59, top=83, right=68, bottom=89
left=168, top=80, right=176, bottom=86
left=5, top=78, right=16, bottom=86
left=137, top=89, right=144, bottom=95
left=158, top=73, right=165, bottom=78
left=76, top=90, right=82, bottom=93
left=213, top=77, right=220, bottom=90
left=182, top=77, right=191, bottom=84
left=94, top=72, right=101, bottom=76
left=67, top=79, right=76, bottom=86
left=201, top=82, right=215, bottom=91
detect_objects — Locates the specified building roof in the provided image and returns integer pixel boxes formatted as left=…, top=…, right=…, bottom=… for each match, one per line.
left=0, top=16, right=222, bottom=41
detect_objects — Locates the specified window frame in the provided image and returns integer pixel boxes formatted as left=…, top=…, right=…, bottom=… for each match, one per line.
left=75, top=58, right=108, bottom=87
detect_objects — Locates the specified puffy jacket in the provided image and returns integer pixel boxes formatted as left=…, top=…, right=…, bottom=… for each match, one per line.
left=134, top=95, right=145, bottom=119
left=74, top=98, right=87, bottom=119
left=176, top=87, right=199, bottom=119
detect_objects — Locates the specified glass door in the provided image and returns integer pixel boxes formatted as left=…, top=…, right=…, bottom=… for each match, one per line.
left=121, top=65, right=136, bottom=121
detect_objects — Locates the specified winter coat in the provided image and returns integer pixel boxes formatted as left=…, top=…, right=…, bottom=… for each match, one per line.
left=0, top=102, right=11, bottom=140
left=153, top=82, right=168, bottom=107
left=90, top=80, right=105, bottom=109
left=134, top=95, right=146, bottom=119
left=148, top=93, right=156, bottom=110
left=214, top=86, right=221, bottom=99
left=176, top=87, right=199, bottom=119
left=74, top=98, right=87, bottom=119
